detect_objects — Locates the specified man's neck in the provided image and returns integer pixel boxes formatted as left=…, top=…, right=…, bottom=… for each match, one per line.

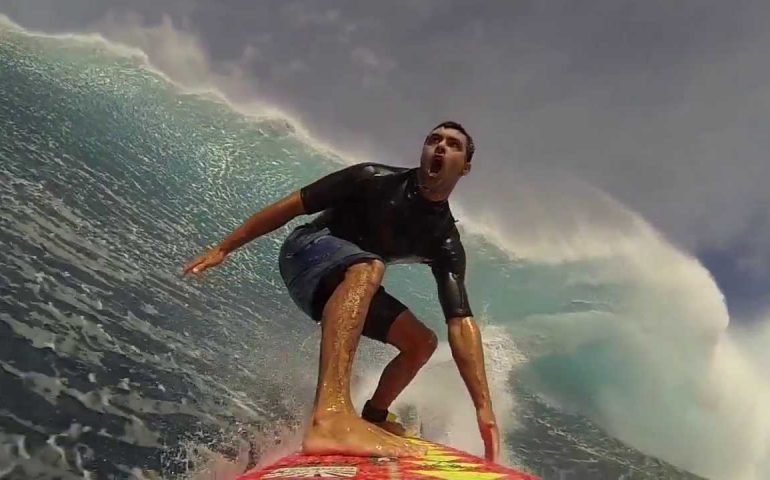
left=418, top=186, right=450, bottom=202
left=415, top=169, right=451, bottom=203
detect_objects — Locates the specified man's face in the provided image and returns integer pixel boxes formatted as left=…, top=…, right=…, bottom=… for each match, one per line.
left=419, top=127, right=470, bottom=193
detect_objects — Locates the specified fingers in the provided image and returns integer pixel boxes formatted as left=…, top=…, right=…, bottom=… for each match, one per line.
left=183, top=255, right=206, bottom=275
left=481, top=425, right=500, bottom=463
left=182, top=259, right=201, bottom=275
left=183, top=254, right=211, bottom=276
left=483, top=430, right=494, bottom=461
left=491, top=427, right=500, bottom=463
left=183, top=249, right=227, bottom=276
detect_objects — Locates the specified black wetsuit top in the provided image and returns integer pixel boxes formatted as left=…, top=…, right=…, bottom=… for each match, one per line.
left=300, top=162, right=473, bottom=320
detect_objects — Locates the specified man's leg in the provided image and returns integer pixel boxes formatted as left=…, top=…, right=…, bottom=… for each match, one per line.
left=365, top=310, right=438, bottom=435
left=302, top=260, right=423, bottom=457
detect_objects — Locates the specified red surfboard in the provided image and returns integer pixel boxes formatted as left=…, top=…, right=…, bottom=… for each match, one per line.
left=238, top=438, right=539, bottom=480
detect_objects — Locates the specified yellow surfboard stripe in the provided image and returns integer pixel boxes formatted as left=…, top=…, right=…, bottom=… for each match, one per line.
left=407, top=461, right=481, bottom=469
left=402, top=438, right=507, bottom=479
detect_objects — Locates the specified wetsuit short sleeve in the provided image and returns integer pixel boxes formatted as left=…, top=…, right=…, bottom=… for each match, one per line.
left=431, top=228, right=474, bottom=321
left=300, top=163, right=377, bottom=214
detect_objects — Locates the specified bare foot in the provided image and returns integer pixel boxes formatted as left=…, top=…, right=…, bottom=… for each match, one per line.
left=303, top=413, right=425, bottom=457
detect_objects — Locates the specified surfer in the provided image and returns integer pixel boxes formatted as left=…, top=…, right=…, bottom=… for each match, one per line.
left=184, top=122, right=499, bottom=461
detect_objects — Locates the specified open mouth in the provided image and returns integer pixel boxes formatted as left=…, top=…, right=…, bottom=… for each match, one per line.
left=428, top=156, right=443, bottom=177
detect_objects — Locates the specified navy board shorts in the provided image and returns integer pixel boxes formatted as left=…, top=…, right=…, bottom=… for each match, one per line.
left=278, top=224, right=408, bottom=343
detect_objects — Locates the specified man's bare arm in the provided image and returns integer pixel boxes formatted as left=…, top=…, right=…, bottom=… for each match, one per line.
left=447, top=316, right=492, bottom=409
left=447, top=315, right=500, bottom=462
left=184, top=191, right=305, bottom=275
left=217, top=191, right=305, bottom=254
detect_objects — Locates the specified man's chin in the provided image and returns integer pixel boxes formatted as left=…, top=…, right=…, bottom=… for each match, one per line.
left=419, top=178, right=439, bottom=191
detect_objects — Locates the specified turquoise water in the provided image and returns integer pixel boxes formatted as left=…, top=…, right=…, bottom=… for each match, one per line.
left=0, top=20, right=725, bottom=480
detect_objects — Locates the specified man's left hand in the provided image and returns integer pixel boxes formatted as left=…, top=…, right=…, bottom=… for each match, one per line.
left=477, top=404, right=499, bottom=463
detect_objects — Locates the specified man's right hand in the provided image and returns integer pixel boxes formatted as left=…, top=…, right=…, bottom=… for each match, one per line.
left=183, top=247, right=228, bottom=275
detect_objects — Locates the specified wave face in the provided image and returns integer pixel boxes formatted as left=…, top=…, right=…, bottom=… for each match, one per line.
left=3, top=17, right=768, bottom=480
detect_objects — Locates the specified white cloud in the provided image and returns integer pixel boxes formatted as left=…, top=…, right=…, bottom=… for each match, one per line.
left=281, top=3, right=341, bottom=29
left=351, top=46, right=396, bottom=74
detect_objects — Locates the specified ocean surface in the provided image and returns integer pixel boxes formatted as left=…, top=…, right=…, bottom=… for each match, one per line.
left=2, top=17, right=755, bottom=480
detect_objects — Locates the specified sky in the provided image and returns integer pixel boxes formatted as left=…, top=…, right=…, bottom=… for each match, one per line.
left=1, top=0, right=768, bottom=321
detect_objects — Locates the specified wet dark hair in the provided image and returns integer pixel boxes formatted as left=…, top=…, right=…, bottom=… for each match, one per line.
left=429, top=121, right=475, bottom=162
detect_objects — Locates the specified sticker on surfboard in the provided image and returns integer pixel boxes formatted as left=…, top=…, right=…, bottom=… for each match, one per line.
left=262, top=465, right=357, bottom=478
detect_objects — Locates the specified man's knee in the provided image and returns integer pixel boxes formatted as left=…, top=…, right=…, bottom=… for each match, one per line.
left=388, top=310, right=438, bottom=365
left=364, top=259, right=386, bottom=278
left=409, top=328, right=438, bottom=366
left=346, top=259, right=385, bottom=287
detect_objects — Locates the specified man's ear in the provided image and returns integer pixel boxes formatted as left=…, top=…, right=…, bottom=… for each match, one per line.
left=461, top=161, right=472, bottom=176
